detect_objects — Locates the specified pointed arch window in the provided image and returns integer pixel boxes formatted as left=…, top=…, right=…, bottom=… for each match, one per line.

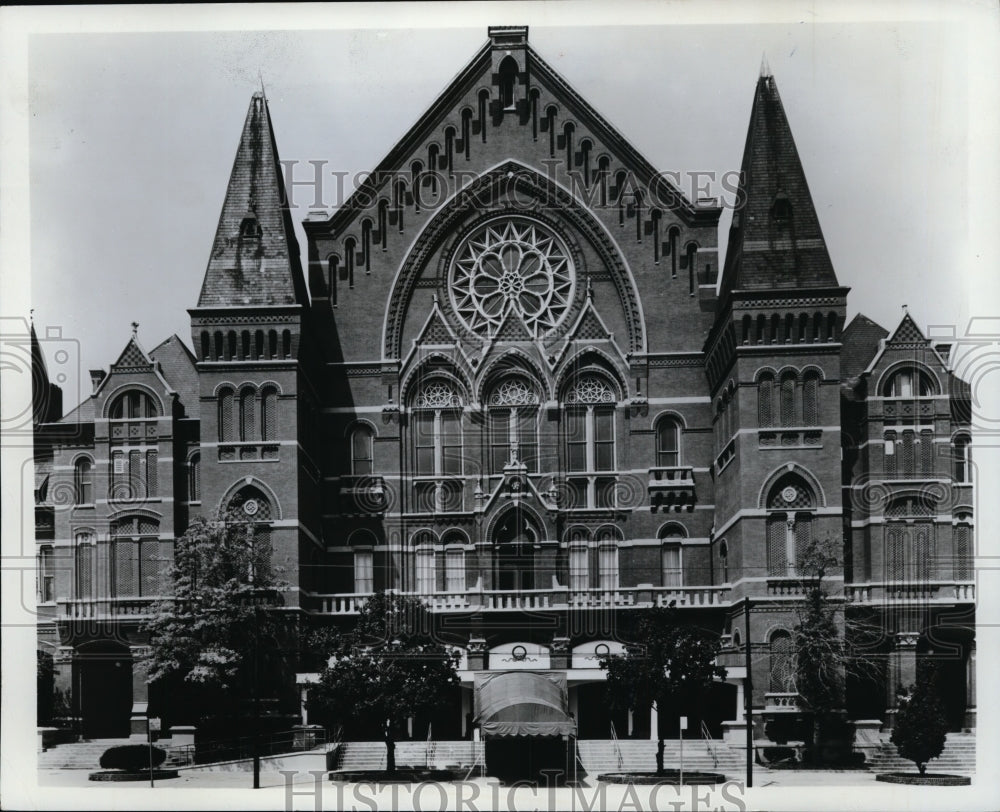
left=564, top=375, right=617, bottom=472
left=769, top=631, right=795, bottom=692
left=260, top=386, right=278, bottom=442
left=351, top=424, right=375, bottom=475
left=487, top=377, right=539, bottom=474
left=109, top=390, right=158, bottom=419
left=802, top=371, right=820, bottom=426
left=499, top=56, right=519, bottom=109
left=412, top=381, right=463, bottom=477
left=757, top=373, right=774, bottom=427
left=766, top=476, right=815, bottom=576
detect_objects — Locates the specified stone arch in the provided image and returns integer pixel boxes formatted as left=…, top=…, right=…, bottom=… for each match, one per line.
left=219, top=476, right=282, bottom=521
left=381, top=161, right=646, bottom=359
left=399, top=353, right=472, bottom=406
left=757, top=463, right=826, bottom=509
left=477, top=349, right=549, bottom=403
left=556, top=346, right=629, bottom=401
left=102, top=383, right=164, bottom=419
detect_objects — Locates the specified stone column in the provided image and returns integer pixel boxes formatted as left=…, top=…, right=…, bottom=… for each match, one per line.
left=649, top=704, right=658, bottom=741
left=885, top=631, right=919, bottom=729
left=965, top=645, right=976, bottom=730
left=550, top=636, right=570, bottom=670
left=467, top=637, right=487, bottom=670
left=128, top=645, right=151, bottom=740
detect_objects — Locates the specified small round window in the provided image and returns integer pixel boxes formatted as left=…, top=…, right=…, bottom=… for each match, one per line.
left=511, top=644, right=528, bottom=661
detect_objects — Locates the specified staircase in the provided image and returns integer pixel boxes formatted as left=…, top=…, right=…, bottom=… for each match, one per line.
left=576, top=739, right=745, bottom=777
left=38, top=738, right=133, bottom=770
left=334, top=741, right=482, bottom=772
left=867, top=732, right=976, bottom=775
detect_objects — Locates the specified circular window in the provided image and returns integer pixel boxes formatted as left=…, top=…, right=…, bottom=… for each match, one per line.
left=511, top=645, right=528, bottom=661
left=781, top=486, right=798, bottom=504
left=594, top=643, right=610, bottom=658
left=242, top=498, right=259, bottom=516
left=449, top=218, right=575, bottom=338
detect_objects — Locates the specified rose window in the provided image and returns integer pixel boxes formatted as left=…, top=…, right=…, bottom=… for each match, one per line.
left=449, top=218, right=575, bottom=338
left=415, top=381, right=462, bottom=408
left=489, top=378, right=539, bottom=407
left=565, top=376, right=616, bottom=404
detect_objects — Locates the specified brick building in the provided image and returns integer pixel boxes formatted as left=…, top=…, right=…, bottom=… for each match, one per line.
left=35, top=27, right=974, bottom=752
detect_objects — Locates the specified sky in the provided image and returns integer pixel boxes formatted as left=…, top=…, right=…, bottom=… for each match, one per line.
left=13, top=4, right=998, bottom=413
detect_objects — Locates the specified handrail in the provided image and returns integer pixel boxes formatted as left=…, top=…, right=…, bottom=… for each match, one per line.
left=425, top=723, right=433, bottom=768
left=700, top=720, right=718, bottom=769
left=609, top=720, right=624, bottom=770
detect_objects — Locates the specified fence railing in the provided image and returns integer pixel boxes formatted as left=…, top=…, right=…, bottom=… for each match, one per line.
left=161, top=727, right=328, bottom=767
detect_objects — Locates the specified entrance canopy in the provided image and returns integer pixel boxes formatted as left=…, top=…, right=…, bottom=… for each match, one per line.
left=473, top=671, right=576, bottom=738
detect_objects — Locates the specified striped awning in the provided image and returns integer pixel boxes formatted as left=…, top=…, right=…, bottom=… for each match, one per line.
left=473, top=671, right=576, bottom=738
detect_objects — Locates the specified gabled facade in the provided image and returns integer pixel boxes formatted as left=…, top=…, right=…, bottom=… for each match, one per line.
left=35, top=27, right=975, bottom=751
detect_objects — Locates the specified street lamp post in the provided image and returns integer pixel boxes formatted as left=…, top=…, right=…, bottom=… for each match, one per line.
left=744, top=596, right=753, bottom=788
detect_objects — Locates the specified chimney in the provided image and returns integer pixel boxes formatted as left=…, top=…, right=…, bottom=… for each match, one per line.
left=89, top=369, right=107, bottom=394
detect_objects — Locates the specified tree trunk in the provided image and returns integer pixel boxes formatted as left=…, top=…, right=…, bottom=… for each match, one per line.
left=655, top=738, right=665, bottom=776
left=384, top=720, right=396, bottom=774
left=918, top=762, right=925, bottom=776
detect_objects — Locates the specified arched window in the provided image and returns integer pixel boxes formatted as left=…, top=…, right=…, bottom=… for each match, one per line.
left=111, top=516, right=160, bottom=598
left=686, top=244, right=698, bottom=295
left=260, top=386, right=278, bottom=442
left=499, top=56, right=519, bottom=109
left=75, top=531, right=94, bottom=599
left=74, top=457, right=93, bottom=504
left=200, top=332, right=210, bottom=360
left=954, top=435, right=970, bottom=483
left=218, top=387, right=234, bottom=442
left=953, top=518, right=973, bottom=581
left=413, top=531, right=436, bottom=594
left=226, top=486, right=275, bottom=579
left=109, top=390, right=158, bottom=419
left=655, top=417, right=680, bottom=467
left=412, top=380, right=463, bottom=476
left=802, top=371, right=820, bottom=426
left=350, top=529, right=377, bottom=594
left=659, top=524, right=684, bottom=587
left=239, top=387, right=255, bottom=442
left=38, top=545, right=54, bottom=603
left=766, top=475, right=815, bottom=576
left=885, top=496, right=935, bottom=583
left=758, top=373, right=774, bottom=428
left=596, top=526, right=621, bottom=591
left=718, top=540, right=729, bottom=584
left=769, top=631, right=795, bottom=692
left=188, top=452, right=201, bottom=502
left=443, top=530, right=466, bottom=593
left=779, top=372, right=796, bottom=426
left=487, top=377, right=540, bottom=474
left=351, top=424, right=374, bottom=475
left=884, top=367, right=935, bottom=398
left=567, top=527, right=589, bottom=591
left=564, top=375, right=617, bottom=472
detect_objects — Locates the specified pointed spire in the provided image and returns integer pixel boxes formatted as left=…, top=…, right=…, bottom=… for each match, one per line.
left=760, top=52, right=770, bottom=78
left=718, top=73, right=840, bottom=303
left=197, top=93, right=308, bottom=307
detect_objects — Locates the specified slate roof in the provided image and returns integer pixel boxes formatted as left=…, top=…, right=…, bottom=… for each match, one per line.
left=840, top=313, right=889, bottom=379
left=197, top=92, right=308, bottom=308
left=150, top=335, right=199, bottom=418
left=719, top=73, right=839, bottom=302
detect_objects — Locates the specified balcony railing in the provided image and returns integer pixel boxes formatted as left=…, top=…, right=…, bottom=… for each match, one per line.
left=844, top=581, right=975, bottom=603
left=60, top=597, right=163, bottom=619
left=764, top=692, right=802, bottom=712
left=313, top=585, right=729, bottom=615
left=648, top=466, right=696, bottom=510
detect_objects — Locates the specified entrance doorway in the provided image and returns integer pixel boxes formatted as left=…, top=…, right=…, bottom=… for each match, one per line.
left=75, top=642, right=133, bottom=739
left=493, top=511, right=538, bottom=591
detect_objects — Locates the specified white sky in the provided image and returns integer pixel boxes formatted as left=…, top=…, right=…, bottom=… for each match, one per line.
left=11, top=3, right=998, bottom=411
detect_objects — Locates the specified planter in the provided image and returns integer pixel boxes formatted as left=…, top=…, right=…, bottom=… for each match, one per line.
left=875, top=772, right=970, bottom=786
left=88, top=770, right=179, bottom=782
left=598, top=771, right=726, bottom=785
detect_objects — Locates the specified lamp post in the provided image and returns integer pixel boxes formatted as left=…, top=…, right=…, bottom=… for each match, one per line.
left=744, top=596, right=753, bottom=788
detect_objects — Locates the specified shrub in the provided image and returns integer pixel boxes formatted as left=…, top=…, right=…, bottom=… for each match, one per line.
left=890, top=668, right=948, bottom=775
left=99, top=744, right=167, bottom=772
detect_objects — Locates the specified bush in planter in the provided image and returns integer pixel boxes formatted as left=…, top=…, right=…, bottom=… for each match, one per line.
left=99, top=744, right=167, bottom=772
left=890, top=668, right=948, bottom=776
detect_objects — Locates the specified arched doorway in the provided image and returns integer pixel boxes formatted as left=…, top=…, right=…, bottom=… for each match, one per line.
left=74, top=641, right=133, bottom=739
left=493, top=510, right=538, bottom=591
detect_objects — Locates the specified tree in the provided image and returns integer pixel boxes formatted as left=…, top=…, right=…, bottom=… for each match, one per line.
left=142, top=511, right=289, bottom=728
left=599, top=604, right=726, bottom=775
left=793, top=535, right=882, bottom=761
left=891, top=667, right=948, bottom=775
left=306, top=591, right=460, bottom=773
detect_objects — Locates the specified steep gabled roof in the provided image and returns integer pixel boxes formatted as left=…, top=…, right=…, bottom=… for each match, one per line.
left=840, top=313, right=889, bottom=379
left=719, top=73, right=839, bottom=301
left=885, top=311, right=925, bottom=345
left=197, top=92, right=308, bottom=307
left=149, top=335, right=199, bottom=417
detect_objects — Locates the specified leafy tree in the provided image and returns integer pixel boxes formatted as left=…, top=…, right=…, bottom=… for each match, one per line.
left=142, top=511, right=289, bottom=727
left=793, top=535, right=882, bottom=760
left=306, top=591, right=460, bottom=773
left=598, top=604, right=726, bottom=775
left=891, top=668, right=948, bottom=775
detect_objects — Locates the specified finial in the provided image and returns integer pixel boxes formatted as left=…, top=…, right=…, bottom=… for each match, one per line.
left=30, top=308, right=34, bottom=322
left=760, top=53, right=771, bottom=78
left=902, top=304, right=908, bottom=314
left=258, top=70, right=267, bottom=102
left=131, top=321, right=139, bottom=338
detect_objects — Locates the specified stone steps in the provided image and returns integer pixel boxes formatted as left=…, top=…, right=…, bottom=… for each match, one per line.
left=576, top=739, right=744, bottom=776
left=38, top=738, right=134, bottom=770
left=867, top=734, right=975, bottom=775
left=334, top=741, right=483, bottom=771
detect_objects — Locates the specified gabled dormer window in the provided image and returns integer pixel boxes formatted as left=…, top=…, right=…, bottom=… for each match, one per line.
left=240, top=217, right=262, bottom=239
